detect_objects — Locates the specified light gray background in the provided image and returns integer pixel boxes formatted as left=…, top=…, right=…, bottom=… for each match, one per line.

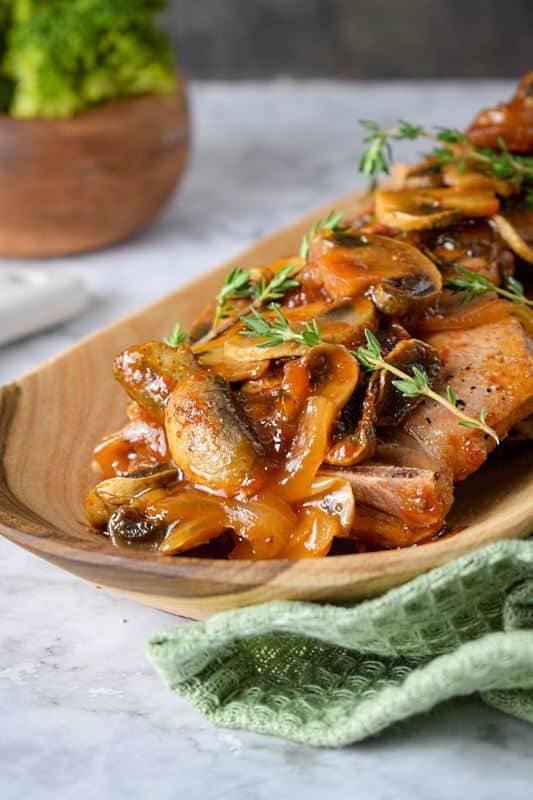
left=1, top=80, right=533, bottom=799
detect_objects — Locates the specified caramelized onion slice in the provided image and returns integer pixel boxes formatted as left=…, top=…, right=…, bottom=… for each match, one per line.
left=154, top=492, right=227, bottom=555
left=157, top=489, right=295, bottom=558
left=225, top=491, right=297, bottom=558
left=491, top=214, right=533, bottom=264
left=281, top=507, right=339, bottom=559
left=375, top=188, right=499, bottom=231
left=277, top=395, right=336, bottom=503
left=301, top=475, right=355, bottom=536
left=303, top=344, right=360, bottom=412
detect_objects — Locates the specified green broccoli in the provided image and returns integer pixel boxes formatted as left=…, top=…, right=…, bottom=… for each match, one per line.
left=2, top=0, right=176, bottom=118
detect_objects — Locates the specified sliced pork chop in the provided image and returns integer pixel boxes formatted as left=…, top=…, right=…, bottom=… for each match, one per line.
left=323, top=463, right=446, bottom=529
left=324, top=316, right=532, bottom=546
left=406, top=317, right=533, bottom=481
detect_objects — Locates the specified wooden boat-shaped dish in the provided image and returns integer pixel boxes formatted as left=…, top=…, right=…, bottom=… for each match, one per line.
left=0, top=192, right=531, bottom=619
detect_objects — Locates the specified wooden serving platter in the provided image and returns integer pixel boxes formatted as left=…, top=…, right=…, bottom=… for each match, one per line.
left=0, top=191, right=531, bottom=619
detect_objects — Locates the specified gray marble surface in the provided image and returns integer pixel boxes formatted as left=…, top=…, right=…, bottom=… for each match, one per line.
left=1, top=81, right=532, bottom=799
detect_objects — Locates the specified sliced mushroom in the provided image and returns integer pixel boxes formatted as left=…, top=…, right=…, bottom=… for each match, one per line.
left=164, top=370, right=268, bottom=496
left=375, top=187, right=500, bottom=231
left=442, top=164, right=517, bottom=198
left=316, top=297, right=377, bottom=347
left=303, top=344, right=360, bottom=412
left=223, top=298, right=377, bottom=362
left=374, top=338, right=441, bottom=425
left=325, top=380, right=377, bottom=466
left=113, top=342, right=197, bottom=422
left=197, top=341, right=270, bottom=381
left=85, top=466, right=179, bottom=529
left=108, top=504, right=168, bottom=551
left=308, top=230, right=442, bottom=315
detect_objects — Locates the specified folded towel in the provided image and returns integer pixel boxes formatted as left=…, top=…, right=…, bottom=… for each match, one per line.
left=146, top=538, right=533, bottom=747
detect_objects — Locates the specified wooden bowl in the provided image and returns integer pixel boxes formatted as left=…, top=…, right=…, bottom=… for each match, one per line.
left=0, top=191, right=531, bottom=619
left=0, top=84, right=189, bottom=258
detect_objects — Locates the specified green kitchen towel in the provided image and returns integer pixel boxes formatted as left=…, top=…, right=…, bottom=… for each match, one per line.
left=146, top=538, right=533, bottom=747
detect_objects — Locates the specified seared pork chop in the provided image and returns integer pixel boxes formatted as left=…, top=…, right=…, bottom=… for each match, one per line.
left=324, top=316, right=533, bottom=546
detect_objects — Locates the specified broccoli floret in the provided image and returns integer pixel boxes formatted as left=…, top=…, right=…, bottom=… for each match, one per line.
left=3, top=0, right=176, bottom=118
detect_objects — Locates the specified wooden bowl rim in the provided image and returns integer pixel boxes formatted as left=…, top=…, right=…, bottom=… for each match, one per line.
left=0, top=80, right=185, bottom=128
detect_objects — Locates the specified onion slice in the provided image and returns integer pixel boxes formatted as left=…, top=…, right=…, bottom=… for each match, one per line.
left=491, top=214, right=533, bottom=264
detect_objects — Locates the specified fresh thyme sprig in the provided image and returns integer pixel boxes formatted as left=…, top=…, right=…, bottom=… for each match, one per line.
left=252, top=262, right=300, bottom=303
left=445, top=265, right=533, bottom=308
left=164, top=322, right=189, bottom=347
left=359, top=119, right=426, bottom=176
left=195, top=263, right=301, bottom=346
left=354, top=329, right=499, bottom=443
left=240, top=303, right=321, bottom=348
left=213, top=266, right=252, bottom=326
left=358, top=119, right=533, bottom=190
left=299, top=210, right=348, bottom=261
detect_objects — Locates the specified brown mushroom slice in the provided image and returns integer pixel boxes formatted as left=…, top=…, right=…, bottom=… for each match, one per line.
left=316, top=297, right=378, bottom=347
left=303, top=344, right=360, bottom=412
left=108, top=501, right=169, bottom=551
left=197, top=341, right=270, bottom=381
left=375, top=187, right=500, bottom=231
left=224, top=335, right=308, bottom=362
left=85, top=466, right=179, bottom=530
left=375, top=338, right=441, bottom=426
left=441, top=164, right=517, bottom=198
left=308, top=230, right=442, bottom=315
left=164, top=369, right=268, bottom=496
left=223, top=298, right=377, bottom=362
left=113, top=342, right=197, bottom=422
left=325, top=379, right=377, bottom=466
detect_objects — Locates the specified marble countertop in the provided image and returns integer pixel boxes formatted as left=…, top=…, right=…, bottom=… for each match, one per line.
left=1, top=81, right=532, bottom=799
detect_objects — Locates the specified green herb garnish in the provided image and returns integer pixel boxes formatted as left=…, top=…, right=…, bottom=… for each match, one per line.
left=241, top=303, right=321, bottom=348
left=196, top=263, right=300, bottom=345
left=445, top=265, right=533, bottom=308
left=164, top=322, right=189, bottom=347
left=300, top=210, right=348, bottom=261
left=213, top=266, right=252, bottom=326
left=358, top=120, right=533, bottom=191
left=354, top=329, right=499, bottom=442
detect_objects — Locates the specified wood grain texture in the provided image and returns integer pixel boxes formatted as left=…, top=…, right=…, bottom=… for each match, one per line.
left=0, top=190, right=531, bottom=619
left=0, top=84, right=189, bottom=258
